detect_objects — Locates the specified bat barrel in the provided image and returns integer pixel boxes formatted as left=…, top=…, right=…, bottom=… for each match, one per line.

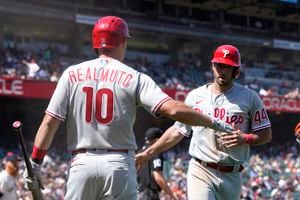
left=12, top=121, right=35, bottom=178
left=12, top=121, right=44, bottom=200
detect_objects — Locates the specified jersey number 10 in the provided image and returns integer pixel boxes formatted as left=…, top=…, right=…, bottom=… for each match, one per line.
left=83, top=86, right=114, bottom=124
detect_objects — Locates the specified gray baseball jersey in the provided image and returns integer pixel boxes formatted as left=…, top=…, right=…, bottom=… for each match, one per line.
left=0, top=170, right=17, bottom=200
left=175, top=82, right=271, bottom=164
left=46, top=57, right=170, bottom=151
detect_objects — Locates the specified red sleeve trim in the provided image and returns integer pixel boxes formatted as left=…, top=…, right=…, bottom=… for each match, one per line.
left=151, top=96, right=172, bottom=114
left=174, top=125, right=190, bottom=137
left=45, top=110, right=65, bottom=121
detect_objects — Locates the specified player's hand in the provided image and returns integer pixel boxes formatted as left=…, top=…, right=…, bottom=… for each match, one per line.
left=219, top=123, right=246, bottom=148
left=135, top=152, right=151, bottom=170
left=23, top=159, right=44, bottom=190
left=220, top=131, right=246, bottom=148
left=23, top=175, right=40, bottom=191
left=211, top=118, right=234, bottom=134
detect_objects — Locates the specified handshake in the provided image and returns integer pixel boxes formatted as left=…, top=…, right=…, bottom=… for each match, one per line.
left=211, top=118, right=235, bottom=133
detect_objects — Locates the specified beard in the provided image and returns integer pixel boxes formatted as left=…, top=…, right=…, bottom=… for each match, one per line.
left=6, top=162, right=19, bottom=177
left=216, top=76, right=233, bottom=87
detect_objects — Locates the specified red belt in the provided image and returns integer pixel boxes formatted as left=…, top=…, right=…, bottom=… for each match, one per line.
left=71, top=148, right=129, bottom=155
left=194, top=157, right=244, bottom=173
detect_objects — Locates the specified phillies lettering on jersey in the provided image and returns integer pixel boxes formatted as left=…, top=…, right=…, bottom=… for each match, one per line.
left=194, top=106, right=245, bottom=125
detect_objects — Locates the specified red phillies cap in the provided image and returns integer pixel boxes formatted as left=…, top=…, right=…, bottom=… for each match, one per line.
left=211, top=45, right=241, bottom=67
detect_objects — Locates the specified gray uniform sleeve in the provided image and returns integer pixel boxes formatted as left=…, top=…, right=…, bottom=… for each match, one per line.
left=174, top=90, right=195, bottom=137
left=46, top=69, right=70, bottom=121
left=250, top=91, right=271, bottom=132
left=137, top=73, right=171, bottom=115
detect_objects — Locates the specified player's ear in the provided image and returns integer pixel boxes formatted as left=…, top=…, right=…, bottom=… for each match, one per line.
left=233, top=68, right=240, bottom=79
left=210, top=63, right=214, bottom=75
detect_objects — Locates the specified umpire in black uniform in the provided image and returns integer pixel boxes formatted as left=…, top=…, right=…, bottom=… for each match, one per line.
left=137, top=127, right=177, bottom=200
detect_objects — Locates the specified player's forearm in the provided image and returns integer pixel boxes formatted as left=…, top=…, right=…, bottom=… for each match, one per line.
left=159, top=99, right=212, bottom=127
left=144, top=126, right=184, bottom=158
left=245, top=127, right=272, bottom=145
left=153, top=171, right=175, bottom=199
left=34, top=114, right=61, bottom=150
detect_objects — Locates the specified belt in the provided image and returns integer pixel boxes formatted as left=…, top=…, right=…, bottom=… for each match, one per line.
left=71, top=148, right=129, bottom=155
left=194, top=157, right=244, bottom=173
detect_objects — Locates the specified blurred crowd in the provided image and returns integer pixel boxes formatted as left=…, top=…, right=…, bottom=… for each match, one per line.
left=0, top=44, right=66, bottom=82
left=0, top=141, right=299, bottom=199
left=1, top=44, right=299, bottom=99
left=246, top=78, right=300, bottom=99
left=0, top=148, right=70, bottom=200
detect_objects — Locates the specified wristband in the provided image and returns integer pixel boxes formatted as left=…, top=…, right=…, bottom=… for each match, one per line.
left=31, top=145, right=47, bottom=164
left=244, top=134, right=255, bottom=144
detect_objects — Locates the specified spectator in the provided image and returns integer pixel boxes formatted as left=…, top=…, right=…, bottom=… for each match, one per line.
left=284, top=87, right=300, bottom=99
left=22, top=58, right=40, bottom=79
left=50, top=71, right=60, bottom=82
left=0, top=152, right=21, bottom=200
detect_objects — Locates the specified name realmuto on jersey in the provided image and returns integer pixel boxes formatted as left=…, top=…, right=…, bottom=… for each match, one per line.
left=68, top=67, right=133, bottom=87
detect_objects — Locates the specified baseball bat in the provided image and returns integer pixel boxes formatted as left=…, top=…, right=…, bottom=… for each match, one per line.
left=12, top=121, right=44, bottom=200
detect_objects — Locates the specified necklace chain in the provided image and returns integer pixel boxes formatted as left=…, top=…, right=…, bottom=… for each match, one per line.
left=210, top=85, right=225, bottom=108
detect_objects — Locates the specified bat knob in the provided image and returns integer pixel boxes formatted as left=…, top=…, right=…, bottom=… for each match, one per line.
left=12, top=121, right=22, bottom=129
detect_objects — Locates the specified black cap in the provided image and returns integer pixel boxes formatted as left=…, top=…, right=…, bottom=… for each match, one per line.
left=5, top=152, right=21, bottom=162
left=145, top=128, right=163, bottom=141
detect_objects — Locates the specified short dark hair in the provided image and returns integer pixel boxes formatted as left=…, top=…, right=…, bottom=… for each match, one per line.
left=145, top=128, right=163, bottom=141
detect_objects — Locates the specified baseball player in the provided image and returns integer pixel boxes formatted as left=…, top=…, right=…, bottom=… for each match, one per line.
left=136, top=45, right=272, bottom=200
left=22, top=16, right=234, bottom=200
